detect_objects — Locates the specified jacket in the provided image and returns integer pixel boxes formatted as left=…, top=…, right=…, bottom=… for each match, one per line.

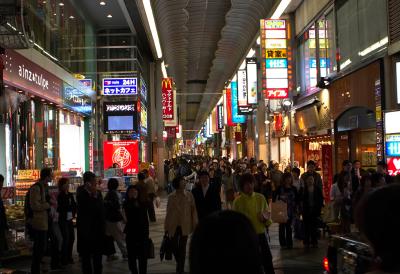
left=104, top=190, right=123, bottom=223
left=76, top=186, right=106, bottom=254
left=29, top=182, right=50, bottom=231
left=57, top=192, right=76, bottom=223
left=300, top=186, right=324, bottom=217
left=192, top=182, right=221, bottom=220
left=164, top=191, right=198, bottom=236
left=123, top=199, right=149, bottom=241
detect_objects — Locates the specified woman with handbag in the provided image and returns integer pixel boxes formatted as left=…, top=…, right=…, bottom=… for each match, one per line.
left=123, top=185, right=149, bottom=274
left=165, top=176, right=198, bottom=274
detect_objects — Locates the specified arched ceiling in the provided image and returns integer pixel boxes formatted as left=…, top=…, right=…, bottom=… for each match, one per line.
left=152, top=0, right=274, bottom=139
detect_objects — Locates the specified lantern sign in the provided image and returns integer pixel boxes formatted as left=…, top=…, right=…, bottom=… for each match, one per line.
left=162, top=78, right=174, bottom=120
left=261, top=19, right=289, bottom=99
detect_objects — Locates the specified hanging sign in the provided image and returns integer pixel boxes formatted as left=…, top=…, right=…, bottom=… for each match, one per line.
left=231, top=82, right=246, bottom=123
left=224, top=89, right=235, bottom=126
left=102, top=77, right=137, bottom=95
left=103, top=141, right=139, bottom=174
left=162, top=78, right=174, bottom=120
left=217, top=104, right=224, bottom=130
left=237, top=70, right=248, bottom=107
left=246, top=58, right=258, bottom=105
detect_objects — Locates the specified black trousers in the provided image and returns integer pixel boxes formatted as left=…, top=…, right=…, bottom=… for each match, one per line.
left=81, top=252, right=103, bottom=274
left=59, top=220, right=75, bottom=264
left=279, top=218, right=293, bottom=248
left=172, top=227, right=188, bottom=274
left=303, top=215, right=318, bottom=246
left=258, top=233, right=275, bottom=274
left=31, top=229, right=47, bottom=274
left=126, top=237, right=147, bottom=274
left=148, top=194, right=156, bottom=222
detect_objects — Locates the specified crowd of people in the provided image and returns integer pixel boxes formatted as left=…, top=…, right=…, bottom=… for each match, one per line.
left=0, top=154, right=399, bottom=274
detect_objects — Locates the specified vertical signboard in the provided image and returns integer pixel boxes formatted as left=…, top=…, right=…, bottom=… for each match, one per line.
left=231, top=82, right=246, bottom=124
left=237, top=70, right=248, bottom=106
left=217, top=104, right=224, bottom=131
left=375, top=80, right=384, bottom=162
left=162, top=78, right=174, bottom=120
left=224, top=89, right=235, bottom=126
left=246, top=58, right=258, bottom=104
left=260, top=19, right=289, bottom=99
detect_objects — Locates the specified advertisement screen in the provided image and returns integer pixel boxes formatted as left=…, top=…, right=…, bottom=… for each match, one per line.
left=103, top=141, right=139, bottom=174
left=237, top=70, right=248, bottom=106
left=107, top=116, right=134, bottom=131
left=231, top=82, right=246, bottom=124
left=103, top=101, right=138, bottom=134
left=246, top=58, right=258, bottom=104
left=140, top=103, right=148, bottom=135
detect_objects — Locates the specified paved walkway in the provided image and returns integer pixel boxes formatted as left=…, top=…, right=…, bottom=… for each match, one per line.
left=2, top=197, right=327, bottom=273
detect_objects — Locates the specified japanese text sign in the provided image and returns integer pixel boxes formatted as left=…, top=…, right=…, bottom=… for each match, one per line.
left=103, top=141, right=139, bottom=175
left=162, top=78, right=174, bottom=120
left=103, top=78, right=137, bottom=95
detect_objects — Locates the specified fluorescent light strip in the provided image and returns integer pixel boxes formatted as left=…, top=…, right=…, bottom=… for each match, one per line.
left=271, top=0, right=291, bottom=19
left=340, top=59, right=352, bottom=70
left=358, top=37, right=388, bottom=57
left=142, top=0, right=162, bottom=59
left=246, top=48, right=255, bottom=58
left=161, top=61, right=167, bottom=78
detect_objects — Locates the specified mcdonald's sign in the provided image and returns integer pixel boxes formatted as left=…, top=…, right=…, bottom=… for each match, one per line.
left=162, top=78, right=174, bottom=120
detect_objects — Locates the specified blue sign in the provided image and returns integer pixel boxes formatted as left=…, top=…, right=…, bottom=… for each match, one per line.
left=63, top=84, right=92, bottom=115
left=309, top=58, right=330, bottom=68
left=386, top=141, right=400, bottom=157
left=266, top=58, right=288, bottom=68
left=103, top=77, right=138, bottom=95
left=231, top=81, right=246, bottom=124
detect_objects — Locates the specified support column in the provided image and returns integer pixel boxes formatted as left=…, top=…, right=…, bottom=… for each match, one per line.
left=154, top=61, right=165, bottom=188
left=256, top=99, right=267, bottom=162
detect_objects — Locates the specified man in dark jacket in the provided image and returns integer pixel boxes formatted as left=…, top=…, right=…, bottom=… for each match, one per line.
left=300, top=160, right=323, bottom=191
left=77, top=172, right=106, bottom=274
left=192, top=171, right=221, bottom=220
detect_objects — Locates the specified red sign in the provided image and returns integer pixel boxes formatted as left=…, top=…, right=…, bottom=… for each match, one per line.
left=103, top=141, right=139, bottom=174
left=387, top=157, right=400, bottom=176
left=2, top=50, right=63, bottom=104
left=225, top=88, right=235, bottom=126
left=165, top=126, right=176, bottom=138
left=321, top=145, right=333, bottom=202
left=264, top=88, right=289, bottom=99
left=162, top=78, right=174, bottom=120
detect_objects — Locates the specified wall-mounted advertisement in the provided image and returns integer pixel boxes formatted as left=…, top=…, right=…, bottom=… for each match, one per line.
left=63, top=83, right=92, bottom=115
left=246, top=58, right=258, bottom=105
left=260, top=19, right=289, bottom=99
left=237, top=70, right=248, bottom=107
left=230, top=82, right=246, bottom=124
left=103, top=140, right=139, bottom=174
left=103, top=77, right=137, bottom=95
left=140, top=102, right=148, bottom=136
left=103, top=101, right=138, bottom=134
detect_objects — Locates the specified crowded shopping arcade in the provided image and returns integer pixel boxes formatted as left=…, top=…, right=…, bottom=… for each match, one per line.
left=0, top=0, right=399, bottom=273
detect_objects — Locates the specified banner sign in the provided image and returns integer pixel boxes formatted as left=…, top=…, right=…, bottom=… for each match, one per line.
left=217, top=104, right=224, bottom=130
left=321, top=145, right=333, bottom=203
left=140, top=102, right=148, bottom=136
left=102, top=77, right=137, bottom=95
left=246, top=58, right=258, bottom=105
left=17, top=170, right=40, bottom=180
left=162, top=78, right=174, bottom=120
left=103, top=101, right=138, bottom=134
left=230, top=82, right=246, bottom=124
left=224, top=89, right=234, bottom=126
left=261, top=19, right=289, bottom=99
left=103, top=141, right=139, bottom=174
left=237, top=70, right=248, bottom=107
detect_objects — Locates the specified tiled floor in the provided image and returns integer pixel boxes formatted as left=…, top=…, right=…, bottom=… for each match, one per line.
left=2, top=197, right=327, bottom=273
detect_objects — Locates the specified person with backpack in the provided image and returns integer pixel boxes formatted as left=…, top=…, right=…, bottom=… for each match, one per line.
left=28, top=168, right=52, bottom=274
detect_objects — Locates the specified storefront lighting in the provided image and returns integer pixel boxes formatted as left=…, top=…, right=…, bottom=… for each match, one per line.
left=17, top=90, right=23, bottom=93
left=142, top=0, right=163, bottom=59
left=246, top=48, right=255, bottom=58
left=271, top=0, right=291, bottom=19
left=358, top=37, right=388, bottom=57
left=59, top=2, right=64, bottom=6
left=107, top=14, right=113, bottom=18
left=100, top=1, right=106, bottom=5
left=265, top=120, right=270, bottom=124
left=69, top=15, right=74, bottom=19
left=41, top=99, right=45, bottom=102
left=282, top=99, right=292, bottom=107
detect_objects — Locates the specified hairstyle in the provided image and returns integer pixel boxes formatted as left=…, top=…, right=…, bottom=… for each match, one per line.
left=356, top=184, right=400, bottom=272
left=125, top=185, right=140, bottom=203
left=371, top=173, right=385, bottom=188
left=281, top=172, right=293, bottom=185
left=172, top=176, right=183, bottom=190
left=83, top=171, right=96, bottom=184
left=342, top=160, right=351, bottom=167
left=292, top=167, right=300, bottom=176
left=238, top=173, right=256, bottom=191
left=0, top=174, right=4, bottom=183
left=359, top=175, right=371, bottom=189
left=137, top=172, right=146, bottom=181
left=40, top=168, right=53, bottom=180
left=142, top=169, right=149, bottom=175
left=307, top=160, right=316, bottom=167
left=107, top=178, right=119, bottom=191
left=58, top=177, right=69, bottom=191
left=190, top=210, right=263, bottom=274
left=353, top=159, right=361, bottom=164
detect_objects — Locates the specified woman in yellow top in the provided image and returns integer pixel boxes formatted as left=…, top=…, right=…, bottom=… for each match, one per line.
left=233, top=173, right=275, bottom=274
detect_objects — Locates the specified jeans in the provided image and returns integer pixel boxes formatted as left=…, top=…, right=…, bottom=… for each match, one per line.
left=81, top=252, right=103, bottom=274
left=258, top=233, right=275, bottom=274
left=59, top=220, right=75, bottom=264
left=172, top=227, right=188, bottom=274
left=279, top=218, right=293, bottom=248
left=31, top=229, right=47, bottom=274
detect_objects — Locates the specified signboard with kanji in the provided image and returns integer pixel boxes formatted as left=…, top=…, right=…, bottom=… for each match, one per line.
left=162, top=78, right=174, bottom=121
left=102, top=78, right=137, bottom=95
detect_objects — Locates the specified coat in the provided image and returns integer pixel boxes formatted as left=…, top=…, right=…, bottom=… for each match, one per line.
left=164, top=191, right=198, bottom=236
left=76, top=186, right=106, bottom=254
left=104, top=190, right=123, bottom=223
left=57, top=192, right=76, bottom=224
left=29, top=182, right=50, bottom=231
left=300, top=186, right=324, bottom=218
left=124, top=199, right=149, bottom=247
left=191, top=183, right=221, bottom=220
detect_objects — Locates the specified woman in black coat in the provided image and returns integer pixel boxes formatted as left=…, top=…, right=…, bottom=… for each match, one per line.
left=124, top=185, right=149, bottom=274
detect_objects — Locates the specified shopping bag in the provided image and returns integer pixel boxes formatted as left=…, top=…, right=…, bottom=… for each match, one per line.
left=147, top=238, right=155, bottom=259
left=271, top=200, right=288, bottom=224
left=160, top=234, right=173, bottom=261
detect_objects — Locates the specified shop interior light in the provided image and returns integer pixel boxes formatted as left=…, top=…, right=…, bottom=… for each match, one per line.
left=69, top=15, right=74, bottom=19
left=340, top=59, right=352, bottom=70
left=271, top=0, right=291, bottom=19
left=107, top=14, right=113, bottom=18
left=142, top=0, right=163, bottom=59
left=100, top=1, right=106, bottom=5
left=161, top=61, right=168, bottom=78
left=59, top=2, right=64, bottom=6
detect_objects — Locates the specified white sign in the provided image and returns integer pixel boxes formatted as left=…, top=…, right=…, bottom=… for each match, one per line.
left=238, top=70, right=247, bottom=106
left=265, top=68, right=288, bottom=79
left=385, top=111, right=400, bottom=134
left=266, top=78, right=288, bottom=89
left=396, top=62, right=400, bottom=104
left=265, top=39, right=287, bottom=49
left=246, top=59, right=258, bottom=104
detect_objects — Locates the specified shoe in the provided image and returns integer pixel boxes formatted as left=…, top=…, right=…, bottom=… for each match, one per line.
left=107, top=255, right=119, bottom=261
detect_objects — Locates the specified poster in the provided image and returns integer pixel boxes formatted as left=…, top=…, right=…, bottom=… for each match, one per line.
left=103, top=141, right=139, bottom=174
left=321, top=145, right=333, bottom=202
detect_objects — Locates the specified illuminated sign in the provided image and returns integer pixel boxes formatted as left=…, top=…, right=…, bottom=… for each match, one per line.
left=103, top=78, right=137, bottom=95
left=140, top=102, right=148, bottom=135
left=79, top=79, right=93, bottom=89
left=387, top=157, right=400, bottom=176
left=266, top=59, right=288, bottom=68
left=309, top=58, right=330, bottom=68
left=237, top=70, right=248, bottom=106
left=224, top=88, right=234, bottom=126
left=266, top=68, right=288, bottom=78
left=103, top=141, right=139, bottom=174
left=264, top=19, right=286, bottom=29
left=162, top=78, right=174, bottom=120
left=266, top=78, right=288, bottom=89
left=217, top=104, right=224, bottom=130
left=265, top=89, right=288, bottom=99
left=63, top=83, right=92, bottom=115
left=140, top=77, right=147, bottom=102
left=246, top=58, right=258, bottom=105
left=265, top=39, right=287, bottom=49
left=264, top=49, right=287, bottom=58
left=265, top=29, right=286, bottom=39
left=231, top=82, right=246, bottom=124
left=103, top=101, right=138, bottom=134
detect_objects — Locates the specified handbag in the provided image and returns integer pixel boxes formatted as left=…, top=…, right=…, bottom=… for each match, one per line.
left=147, top=238, right=155, bottom=259
left=271, top=200, right=288, bottom=224
left=160, top=233, right=173, bottom=261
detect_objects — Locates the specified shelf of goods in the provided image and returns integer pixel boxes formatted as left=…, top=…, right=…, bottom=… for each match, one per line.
left=15, top=170, right=40, bottom=206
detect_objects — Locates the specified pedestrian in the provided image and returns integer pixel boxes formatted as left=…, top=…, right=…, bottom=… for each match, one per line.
left=77, top=171, right=106, bottom=274
left=143, top=170, right=157, bottom=222
left=276, top=172, right=298, bottom=249
left=377, top=160, right=393, bottom=184
left=29, top=168, right=52, bottom=274
left=124, top=185, right=149, bottom=274
left=233, top=173, right=275, bottom=274
left=104, top=178, right=128, bottom=260
left=269, top=162, right=283, bottom=199
left=221, top=165, right=235, bottom=209
left=48, top=185, right=63, bottom=270
left=191, top=170, right=221, bottom=220
left=189, top=211, right=263, bottom=274
left=0, top=175, right=9, bottom=260
left=300, top=160, right=323, bottom=191
left=291, top=167, right=303, bottom=192
left=57, top=177, right=77, bottom=265
left=165, top=177, right=198, bottom=274
left=300, top=173, right=323, bottom=248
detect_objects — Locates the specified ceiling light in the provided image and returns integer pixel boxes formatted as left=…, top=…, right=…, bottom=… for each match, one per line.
left=43, top=0, right=46, bottom=3
left=161, top=61, right=168, bottom=78
left=41, top=99, right=45, bottom=102
left=69, top=15, right=74, bottom=19
left=246, top=48, right=255, bottom=58
left=256, top=36, right=260, bottom=45
left=59, top=2, right=64, bottom=6
left=271, top=0, right=291, bottom=19
left=142, top=0, right=163, bottom=59
left=107, top=14, right=112, bottom=18
left=100, top=1, right=106, bottom=5
left=53, top=13, right=56, bottom=16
